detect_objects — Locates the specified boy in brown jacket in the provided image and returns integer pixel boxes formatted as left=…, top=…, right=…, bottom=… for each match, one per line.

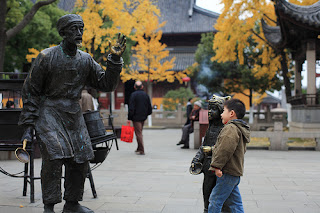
left=208, top=99, right=250, bottom=213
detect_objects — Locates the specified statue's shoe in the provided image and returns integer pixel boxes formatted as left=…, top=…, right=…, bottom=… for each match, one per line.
left=62, top=202, right=94, bottom=213
left=43, top=204, right=55, bottom=213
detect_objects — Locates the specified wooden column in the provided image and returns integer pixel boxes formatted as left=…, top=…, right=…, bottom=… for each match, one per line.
left=306, top=40, right=317, bottom=104
left=294, top=60, right=302, bottom=96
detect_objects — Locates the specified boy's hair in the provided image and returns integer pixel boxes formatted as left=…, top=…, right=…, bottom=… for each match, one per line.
left=223, top=99, right=246, bottom=119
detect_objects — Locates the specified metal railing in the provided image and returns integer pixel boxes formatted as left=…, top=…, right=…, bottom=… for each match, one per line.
left=0, top=72, right=28, bottom=81
left=287, top=94, right=320, bottom=106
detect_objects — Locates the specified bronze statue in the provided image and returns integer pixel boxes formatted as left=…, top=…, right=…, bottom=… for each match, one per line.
left=18, top=14, right=126, bottom=213
left=190, top=95, right=231, bottom=213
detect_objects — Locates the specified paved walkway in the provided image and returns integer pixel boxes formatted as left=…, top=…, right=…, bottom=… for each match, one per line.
left=0, top=129, right=320, bottom=213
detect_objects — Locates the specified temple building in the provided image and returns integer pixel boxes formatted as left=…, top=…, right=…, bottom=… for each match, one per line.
left=262, top=0, right=320, bottom=131
left=99, top=0, right=219, bottom=109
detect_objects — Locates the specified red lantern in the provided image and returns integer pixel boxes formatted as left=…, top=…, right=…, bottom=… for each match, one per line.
left=182, top=76, right=191, bottom=82
left=182, top=76, right=191, bottom=86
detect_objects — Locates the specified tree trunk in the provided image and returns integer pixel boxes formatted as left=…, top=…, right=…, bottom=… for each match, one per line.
left=0, top=0, right=7, bottom=76
left=249, top=88, right=254, bottom=124
left=146, top=58, right=153, bottom=126
left=6, top=0, right=57, bottom=40
left=147, top=82, right=153, bottom=127
left=280, top=50, right=292, bottom=100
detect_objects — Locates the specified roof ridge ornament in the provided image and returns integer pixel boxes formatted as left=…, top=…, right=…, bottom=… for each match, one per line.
left=188, top=0, right=195, bottom=21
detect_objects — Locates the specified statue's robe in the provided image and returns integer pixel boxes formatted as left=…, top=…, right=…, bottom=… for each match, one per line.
left=19, top=45, right=122, bottom=163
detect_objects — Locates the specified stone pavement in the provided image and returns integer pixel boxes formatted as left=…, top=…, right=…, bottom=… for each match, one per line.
left=0, top=129, right=320, bottom=213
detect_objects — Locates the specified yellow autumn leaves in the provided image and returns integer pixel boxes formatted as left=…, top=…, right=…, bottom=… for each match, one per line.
left=26, top=45, right=57, bottom=63
left=213, top=0, right=318, bottom=81
left=25, top=0, right=190, bottom=84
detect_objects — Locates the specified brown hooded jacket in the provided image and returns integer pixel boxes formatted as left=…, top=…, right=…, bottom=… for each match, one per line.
left=209, top=119, right=250, bottom=176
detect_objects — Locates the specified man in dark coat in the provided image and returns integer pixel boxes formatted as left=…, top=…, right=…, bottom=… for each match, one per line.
left=19, top=14, right=126, bottom=213
left=184, top=98, right=193, bottom=126
left=128, top=81, right=152, bottom=155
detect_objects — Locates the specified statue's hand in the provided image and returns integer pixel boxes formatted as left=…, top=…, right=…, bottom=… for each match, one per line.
left=21, top=126, right=34, bottom=143
left=109, top=33, right=126, bottom=61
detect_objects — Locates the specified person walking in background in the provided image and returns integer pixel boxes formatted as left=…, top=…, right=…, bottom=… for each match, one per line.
left=185, top=98, right=193, bottom=125
left=128, top=81, right=152, bottom=155
left=79, top=88, right=94, bottom=112
left=208, top=99, right=249, bottom=213
left=87, top=87, right=99, bottom=110
left=177, top=100, right=201, bottom=149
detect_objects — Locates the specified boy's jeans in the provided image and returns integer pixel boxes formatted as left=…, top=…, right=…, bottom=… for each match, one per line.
left=208, top=173, right=244, bottom=213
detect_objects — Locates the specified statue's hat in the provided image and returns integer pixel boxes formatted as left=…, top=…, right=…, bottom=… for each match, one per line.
left=57, top=14, right=83, bottom=32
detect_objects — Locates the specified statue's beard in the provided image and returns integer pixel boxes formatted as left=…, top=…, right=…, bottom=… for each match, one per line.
left=75, top=38, right=82, bottom=48
left=76, top=42, right=82, bottom=48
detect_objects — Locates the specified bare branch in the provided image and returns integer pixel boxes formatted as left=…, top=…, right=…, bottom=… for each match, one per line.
left=263, top=14, right=277, bottom=24
left=6, top=0, right=57, bottom=40
left=250, top=29, right=277, bottom=51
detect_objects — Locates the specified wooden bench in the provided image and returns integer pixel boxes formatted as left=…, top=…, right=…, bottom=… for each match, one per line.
left=0, top=110, right=119, bottom=202
left=0, top=109, right=38, bottom=203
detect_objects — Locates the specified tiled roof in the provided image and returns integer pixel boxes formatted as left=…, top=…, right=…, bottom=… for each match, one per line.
left=165, top=47, right=196, bottom=71
left=130, top=46, right=196, bottom=72
left=57, top=0, right=77, bottom=12
left=261, top=19, right=283, bottom=48
left=262, top=0, right=320, bottom=49
left=44, top=0, right=218, bottom=34
left=155, top=0, right=219, bottom=34
left=275, top=0, right=320, bottom=28
left=31, top=0, right=76, bottom=12
left=262, top=94, right=281, bottom=104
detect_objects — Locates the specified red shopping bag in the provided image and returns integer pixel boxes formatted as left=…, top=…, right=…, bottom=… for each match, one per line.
left=121, top=121, right=134, bottom=143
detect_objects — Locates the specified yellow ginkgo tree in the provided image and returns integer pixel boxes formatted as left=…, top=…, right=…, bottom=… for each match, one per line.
left=123, top=31, right=176, bottom=99
left=212, top=0, right=318, bottom=100
left=117, top=0, right=190, bottom=99
left=121, top=16, right=190, bottom=99
left=74, top=0, right=163, bottom=64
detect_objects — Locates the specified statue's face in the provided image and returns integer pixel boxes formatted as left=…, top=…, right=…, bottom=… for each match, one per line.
left=63, top=22, right=84, bottom=47
left=208, top=102, right=221, bottom=121
left=208, top=95, right=231, bottom=121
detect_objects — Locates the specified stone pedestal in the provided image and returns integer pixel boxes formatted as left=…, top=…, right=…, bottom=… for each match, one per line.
left=290, top=106, right=320, bottom=132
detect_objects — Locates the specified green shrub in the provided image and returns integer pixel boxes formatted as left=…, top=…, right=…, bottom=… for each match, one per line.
left=162, top=87, right=194, bottom=111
